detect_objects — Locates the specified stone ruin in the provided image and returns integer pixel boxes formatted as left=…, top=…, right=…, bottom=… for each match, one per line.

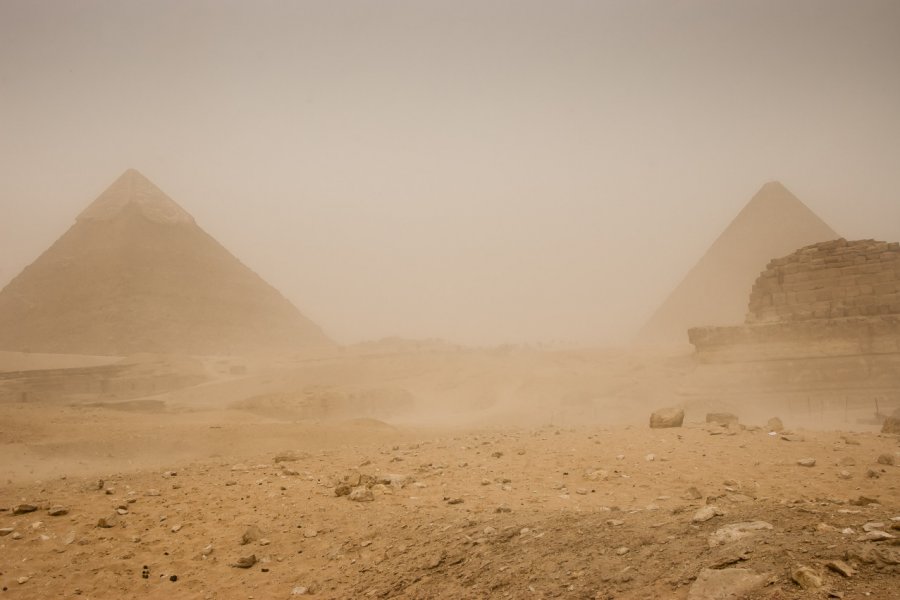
left=686, top=239, right=900, bottom=420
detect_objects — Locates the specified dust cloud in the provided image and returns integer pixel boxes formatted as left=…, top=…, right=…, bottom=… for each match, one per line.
left=1, top=2, right=899, bottom=599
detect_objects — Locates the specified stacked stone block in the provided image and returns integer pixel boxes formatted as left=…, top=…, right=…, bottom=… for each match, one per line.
left=747, top=239, right=900, bottom=324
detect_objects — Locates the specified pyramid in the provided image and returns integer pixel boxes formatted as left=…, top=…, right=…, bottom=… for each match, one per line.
left=637, top=181, right=839, bottom=343
left=0, top=169, right=332, bottom=355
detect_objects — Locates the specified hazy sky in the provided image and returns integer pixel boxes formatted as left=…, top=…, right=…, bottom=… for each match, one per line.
left=1, top=1, right=899, bottom=345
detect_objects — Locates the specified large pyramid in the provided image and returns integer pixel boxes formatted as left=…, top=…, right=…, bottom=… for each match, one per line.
left=0, top=169, right=332, bottom=355
left=637, top=181, right=839, bottom=343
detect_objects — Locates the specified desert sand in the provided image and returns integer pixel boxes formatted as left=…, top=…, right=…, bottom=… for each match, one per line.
left=1, top=346, right=897, bottom=600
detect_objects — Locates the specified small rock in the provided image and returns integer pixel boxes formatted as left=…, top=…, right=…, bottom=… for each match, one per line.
left=12, top=504, right=38, bottom=515
left=47, top=506, right=68, bottom=517
left=708, top=521, right=773, bottom=548
left=231, top=554, right=257, bottom=569
left=291, top=587, right=309, bottom=596
left=97, top=514, right=119, bottom=528
left=17, top=577, right=28, bottom=585
left=876, top=454, right=895, bottom=466
left=333, top=483, right=352, bottom=497
left=171, top=524, right=182, bottom=533
left=615, top=546, right=629, bottom=555
left=687, top=568, right=767, bottom=600
left=797, top=458, right=816, bottom=467
left=838, top=470, right=852, bottom=480
left=790, top=565, right=822, bottom=589
left=825, top=560, right=855, bottom=578
left=766, top=417, right=784, bottom=432
left=0, top=527, right=16, bottom=536
left=241, top=525, right=263, bottom=545
left=650, top=407, right=684, bottom=429
left=692, top=506, right=723, bottom=523
left=839, top=456, right=856, bottom=466
left=866, top=468, right=881, bottom=479
left=645, top=453, right=656, bottom=462
left=349, top=487, right=374, bottom=502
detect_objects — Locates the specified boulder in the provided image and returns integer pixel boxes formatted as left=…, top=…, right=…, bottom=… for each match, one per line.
left=650, top=407, right=684, bottom=429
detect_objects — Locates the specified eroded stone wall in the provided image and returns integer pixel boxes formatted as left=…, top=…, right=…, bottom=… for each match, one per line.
left=747, top=239, right=900, bottom=324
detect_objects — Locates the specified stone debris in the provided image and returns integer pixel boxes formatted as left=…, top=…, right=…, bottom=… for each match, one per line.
left=876, top=453, right=895, bottom=466
left=12, top=504, right=38, bottom=515
left=241, top=525, right=263, bottom=545
left=692, top=505, right=723, bottom=523
left=687, top=568, right=768, bottom=600
left=47, top=506, right=68, bottom=516
left=790, top=564, right=822, bottom=589
left=825, top=560, right=855, bottom=578
left=349, top=487, right=374, bottom=502
left=230, top=554, right=257, bottom=569
left=97, top=514, right=119, bottom=528
left=797, top=458, right=816, bottom=467
left=708, top=521, right=773, bottom=548
left=649, top=407, right=684, bottom=429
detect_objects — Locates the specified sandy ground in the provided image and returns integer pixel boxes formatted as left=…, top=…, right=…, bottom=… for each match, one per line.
left=0, top=349, right=898, bottom=599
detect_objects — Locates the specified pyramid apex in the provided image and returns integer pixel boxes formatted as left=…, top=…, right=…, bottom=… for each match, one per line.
left=77, top=170, right=195, bottom=225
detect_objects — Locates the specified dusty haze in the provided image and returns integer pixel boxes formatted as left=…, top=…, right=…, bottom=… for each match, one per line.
left=2, top=0, right=899, bottom=345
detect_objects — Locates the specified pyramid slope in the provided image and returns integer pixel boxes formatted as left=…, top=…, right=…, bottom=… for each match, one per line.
left=637, top=182, right=839, bottom=343
left=0, top=170, right=332, bottom=355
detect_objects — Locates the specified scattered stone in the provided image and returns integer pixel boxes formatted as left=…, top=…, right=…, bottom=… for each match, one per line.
left=97, top=514, right=119, bottom=528
left=650, top=407, right=684, bottom=429
left=231, top=555, right=257, bottom=569
left=687, top=568, right=768, bottom=600
left=17, top=577, right=28, bottom=585
left=292, top=586, right=309, bottom=595
left=838, top=470, right=852, bottom=480
left=334, top=483, right=351, bottom=497
left=12, top=504, right=38, bottom=515
left=839, top=456, right=856, bottom=466
left=825, top=560, right=855, bottom=578
left=241, top=525, right=263, bottom=545
left=790, top=565, right=822, bottom=590
left=849, top=496, right=879, bottom=506
left=859, top=530, right=894, bottom=542
left=645, top=453, right=656, bottom=462
left=797, top=458, right=816, bottom=467
left=349, top=487, right=374, bottom=502
left=615, top=546, right=629, bottom=555
left=766, top=417, right=784, bottom=432
left=47, top=506, right=68, bottom=517
left=0, top=527, right=16, bottom=536
left=866, top=468, right=881, bottom=479
left=685, top=487, right=703, bottom=500
left=708, top=521, right=773, bottom=547
left=145, top=489, right=161, bottom=496
left=446, top=497, right=464, bottom=505
left=171, top=524, right=182, bottom=533
left=692, top=506, right=723, bottom=523
left=706, top=413, right=739, bottom=426
left=876, top=453, right=895, bottom=466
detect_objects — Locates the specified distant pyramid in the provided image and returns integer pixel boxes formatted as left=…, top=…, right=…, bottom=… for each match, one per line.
left=637, top=181, right=839, bottom=343
left=0, top=169, right=332, bottom=355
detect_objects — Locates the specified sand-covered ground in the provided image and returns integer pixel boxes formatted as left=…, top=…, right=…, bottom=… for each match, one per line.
left=1, top=348, right=898, bottom=599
